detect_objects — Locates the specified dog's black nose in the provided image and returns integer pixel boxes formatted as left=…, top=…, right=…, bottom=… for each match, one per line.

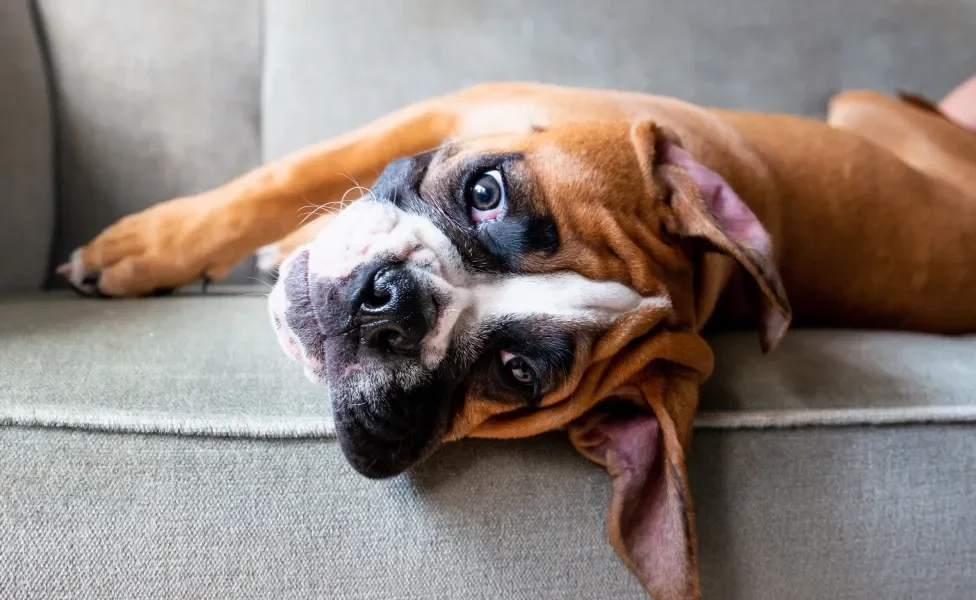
left=354, top=263, right=434, bottom=353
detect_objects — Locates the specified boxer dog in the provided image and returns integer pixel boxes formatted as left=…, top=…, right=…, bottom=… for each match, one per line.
left=58, top=83, right=976, bottom=599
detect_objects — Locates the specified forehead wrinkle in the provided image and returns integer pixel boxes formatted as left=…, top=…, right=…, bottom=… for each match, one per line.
left=628, top=213, right=687, bottom=274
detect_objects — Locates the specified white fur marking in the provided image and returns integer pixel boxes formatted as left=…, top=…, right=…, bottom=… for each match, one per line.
left=256, top=244, right=281, bottom=272
left=470, top=273, right=663, bottom=325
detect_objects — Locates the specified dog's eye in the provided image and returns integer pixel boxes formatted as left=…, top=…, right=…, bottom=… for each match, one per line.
left=467, top=170, right=506, bottom=222
left=500, top=349, right=539, bottom=393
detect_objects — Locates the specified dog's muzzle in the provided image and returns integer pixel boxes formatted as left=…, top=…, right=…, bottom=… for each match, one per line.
left=271, top=246, right=453, bottom=478
left=268, top=164, right=467, bottom=478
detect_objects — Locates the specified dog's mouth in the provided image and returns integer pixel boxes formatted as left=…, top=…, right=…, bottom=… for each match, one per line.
left=269, top=258, right=456, bottom=477
left=323, top=327, right=458, bottom=478
left=268, top=201, right=469, bottom=478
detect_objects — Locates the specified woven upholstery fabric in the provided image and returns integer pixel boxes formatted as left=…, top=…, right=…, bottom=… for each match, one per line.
left=6, top=0, right=976, bottom=596
left=263, top=0, right=976, bottom=158
left=20, top=0, right=976, bottom=283
left=2, top=425, right=974, bottom=599
left=3, top=294, right=976, bottom=598
left=4, top=294, right=976, bottom=433
left=34, top=0, right=263, bottom=284
left=0, top=0, right=53, bottom=290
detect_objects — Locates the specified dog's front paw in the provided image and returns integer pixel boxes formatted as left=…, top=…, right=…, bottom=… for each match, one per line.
left=57, top=193, right=242, bottom=297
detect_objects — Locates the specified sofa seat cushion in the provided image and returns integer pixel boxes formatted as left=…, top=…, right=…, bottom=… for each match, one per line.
left=4, top=292, right=976, bottom=599
left=3, top=292, right=976, bottom=435
left=1, top=291, right=330, bottom=437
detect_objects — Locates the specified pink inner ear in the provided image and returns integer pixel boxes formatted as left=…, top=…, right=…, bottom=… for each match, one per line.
left=572, top=404, right=694, bottom=599
left=657, top=141, right=772, bottom=257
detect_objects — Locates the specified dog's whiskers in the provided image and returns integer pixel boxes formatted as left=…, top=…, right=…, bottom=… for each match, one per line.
left=297, top=207, right=339, bottom=225
left=338, top=172, right=377, bottom=205
left=338, top=186, right=363, bottom=210
left=243, top=276, right=274, bottom=291
left=296, top=192, right=360, bottom=226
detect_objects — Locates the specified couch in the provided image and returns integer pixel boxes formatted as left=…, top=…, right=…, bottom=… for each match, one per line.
left=3, top=1, right=975, bottom=598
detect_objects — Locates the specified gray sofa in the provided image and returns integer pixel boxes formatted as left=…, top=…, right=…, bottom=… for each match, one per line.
left=3, top=1, right=975, bottom=598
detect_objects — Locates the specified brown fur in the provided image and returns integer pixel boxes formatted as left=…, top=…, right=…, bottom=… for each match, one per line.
left=65, top=84, right=976, bottom=330
left=61, top=83, right=976, bottom=599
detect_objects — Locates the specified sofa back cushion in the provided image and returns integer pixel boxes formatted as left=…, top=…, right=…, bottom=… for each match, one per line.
left=32, top=0, right=976, bottom=284
left=35, top=0, right=263, bottom=284
left=0, top=0, right=54, bottom=291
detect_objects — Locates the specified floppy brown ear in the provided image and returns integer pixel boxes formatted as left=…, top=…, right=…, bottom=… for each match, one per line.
left=632, top=122, right=792, bottom=352
left=568, top=364, right=701, bottom=600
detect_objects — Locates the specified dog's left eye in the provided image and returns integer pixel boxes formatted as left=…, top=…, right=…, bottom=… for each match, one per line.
left=500, top=349, right=539, bottom=394
left=467, top=170, right=506, bottom=222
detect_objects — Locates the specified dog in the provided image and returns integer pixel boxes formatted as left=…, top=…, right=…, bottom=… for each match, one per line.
left=58, top=83, right=976, bottom=599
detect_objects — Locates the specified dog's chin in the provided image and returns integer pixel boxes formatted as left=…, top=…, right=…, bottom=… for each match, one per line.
left=323, top=336, right=451, bottom=479
left=332, top=402, right=445, bottom=479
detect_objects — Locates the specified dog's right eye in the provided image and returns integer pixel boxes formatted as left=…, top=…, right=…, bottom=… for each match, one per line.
left=467, top=170, right=506, bottom=222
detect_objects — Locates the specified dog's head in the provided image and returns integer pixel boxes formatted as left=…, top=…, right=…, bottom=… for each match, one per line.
left=269, top=119, right=789, bottom=599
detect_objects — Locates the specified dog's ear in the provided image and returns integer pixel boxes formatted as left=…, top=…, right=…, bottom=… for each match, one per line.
left=631, top=121, right=791, bottom=352
left=568, top=364, right=702, bottom=600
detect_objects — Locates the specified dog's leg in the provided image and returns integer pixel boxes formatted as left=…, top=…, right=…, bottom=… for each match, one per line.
left=827, top=90, right=976, bottom=192
left=819, top=89, right=976, bottom=331
left=58, top=90, right=488, bottom=297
